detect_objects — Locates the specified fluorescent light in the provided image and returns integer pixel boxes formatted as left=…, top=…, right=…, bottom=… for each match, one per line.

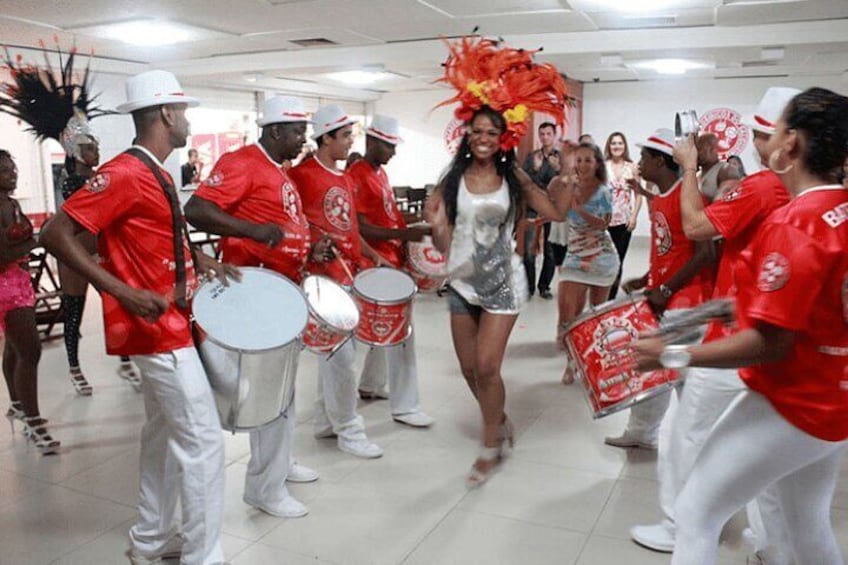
left=587, top=0, right=678, bottom=13
left=760, top=46, right=784, bottom=61
left=324, top=69, right=392, bottom=86
left=243, top=73, right=261, bottom=83
left=70, top=19, right=227, bottom=47
left=631, top=58, right=711, bottom=75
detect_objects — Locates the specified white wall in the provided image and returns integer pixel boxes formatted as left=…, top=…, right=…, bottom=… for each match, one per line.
left=375, top=89, right=456, bottom=188
left=582, top=74, right=848, bottom=237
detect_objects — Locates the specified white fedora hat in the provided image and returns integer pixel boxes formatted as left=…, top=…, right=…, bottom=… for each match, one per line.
left=366, top=115, right=403, bottom=145
left=116, top=70, right=199, bottom=114
left=747, top=87, right=801, bottom=136
left=311, top=104, right=357, bottom=140
left=637, top=128, right=675, bottom=157
left=257, top=95, right=311, bottom=127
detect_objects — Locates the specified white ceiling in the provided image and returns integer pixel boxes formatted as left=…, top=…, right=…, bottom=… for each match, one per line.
left=1, top=0, right=847, bottom=101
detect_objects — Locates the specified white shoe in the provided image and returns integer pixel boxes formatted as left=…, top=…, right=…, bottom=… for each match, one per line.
left=127, top=534, right=183, bottom=564
left=338, top=437, right=383, bottom=459
left=604, top=433, right=657, bottom=450
left=287, top=461, right=319, bottom=483
left=243, top=494, right=309, bottom=518
left=630, top=520, right=675, bottom=553
left=393, top=412, right=435, bottom=428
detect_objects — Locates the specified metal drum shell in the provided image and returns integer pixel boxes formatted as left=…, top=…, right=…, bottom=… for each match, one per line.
left=193, top=267, right=308, bottom=432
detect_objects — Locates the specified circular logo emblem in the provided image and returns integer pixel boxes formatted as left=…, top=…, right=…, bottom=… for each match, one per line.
left=87, top=173, right=111, bottom=193
left=203, top=171, right=224, bottom=187
left=323, top=186, right=352, bottom=231
left=757, top=252, right=790, bottom=292
left=699, top=107, right=750, bottom=158
left=653, top=211, right=672, bottom=256
left=444, top=118, right=466, bottom=155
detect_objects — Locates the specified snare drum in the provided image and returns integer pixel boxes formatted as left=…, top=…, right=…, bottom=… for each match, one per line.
left=193, top=267, right=308, bottom=432
left=301, top=275, right=359, bottom=354
left=352, top=267, right=417, bottom=346
left=406, top=236, right=447, bottom=292
left=563, top=295, right=681, bottom=419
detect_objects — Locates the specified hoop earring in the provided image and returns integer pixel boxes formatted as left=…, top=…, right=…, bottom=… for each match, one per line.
left=768, top=148, right=794, bottom=175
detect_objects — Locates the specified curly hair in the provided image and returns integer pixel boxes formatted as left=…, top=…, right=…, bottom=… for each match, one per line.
left=783, top=87, right=848, bottom=180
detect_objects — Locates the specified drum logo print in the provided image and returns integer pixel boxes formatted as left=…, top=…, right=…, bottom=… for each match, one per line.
left=372, top=321, right=391, bottom=338
left=757, top=252, right=790, bottom=292
left=593, top=318, right=638, bottom=372
left=654, top=212, right=672, bottom=256
left=323, top=187, right=352, bottom=231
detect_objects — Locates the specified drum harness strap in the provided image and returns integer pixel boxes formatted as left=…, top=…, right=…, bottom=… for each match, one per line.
left=124, top=148, right=198, bottom=311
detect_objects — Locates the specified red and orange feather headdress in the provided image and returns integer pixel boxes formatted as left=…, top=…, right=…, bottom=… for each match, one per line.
left=436, top=35, right=569, bottom=152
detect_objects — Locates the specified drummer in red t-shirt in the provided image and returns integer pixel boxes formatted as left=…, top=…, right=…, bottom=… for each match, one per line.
left=40, top=71, right=234, bottom=565
left=347, top=115, right=435, bottom=428
left=628, top=88, right=799, bottom=560
left=185, top=95, right=328, bottom=519
left=606, top=127, right=717, bottom=451
left=635, top=87, right=848, bottom=565
left=289, top=104, right=385, bottom=459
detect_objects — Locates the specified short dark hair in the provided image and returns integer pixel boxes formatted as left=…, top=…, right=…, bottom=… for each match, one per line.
left=578, top=133, right=593, bottom=143
left=645, top=147, right=679, bottom=173
left=0, top=149, right=11, bottom=161
left=538, top=122, right=556, bottom=133
left=784, top=87, right=848, bottom=179
left=188, top=148, right=198, bottom=157
left=316, top=126, right=344, bottom=148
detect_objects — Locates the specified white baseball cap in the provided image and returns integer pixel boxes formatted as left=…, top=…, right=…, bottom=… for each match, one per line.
left=366, top=115, right=402, bottom=145
left=257, top=95, right=311, bottom=127
left=311, top=104, right=357, bottom=140
left=637, top=128, right=675, bottom=157
left=116, top=70, right=199, bottom=114
left=748, top=87, right=801, bottom=136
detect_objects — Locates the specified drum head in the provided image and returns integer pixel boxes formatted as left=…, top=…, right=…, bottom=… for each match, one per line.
left=193, top=268, right=308, bottom=352
left=302, top=275, right=359, bottom=330
left=353, top=267, right=417, bottom=303
left=407, top=236, right=446, bottom=276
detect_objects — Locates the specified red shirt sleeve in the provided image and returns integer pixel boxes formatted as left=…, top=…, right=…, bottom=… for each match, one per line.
left=193, top=152, right=251, bottom=211
left=703, top=172, right=779, bottom=240
left=742, top=223, right=824, bottom=333
left=62, top=161, right=141, bottom=234
left=350, top=167, right=378, bottom=222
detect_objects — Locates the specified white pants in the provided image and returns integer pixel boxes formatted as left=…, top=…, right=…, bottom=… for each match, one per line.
left=358, top=331, right=421, bottom=416
left=658, top=367, right=745, bottom=521
left=245, top=393, right=295, bottom=506
left=314, top=340, right=366, bottom=440
left=130, top=347, right=226, bottom=565
left=672, top=391, right=847, bottom=565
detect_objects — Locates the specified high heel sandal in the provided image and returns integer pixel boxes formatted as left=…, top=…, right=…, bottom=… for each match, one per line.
left=5, top=401, right=24, bottom=432
left=22, top=416, right=60, bottom=455
left=117, top=361, right=142, bottom=392
left=69, top=366, right=93, bottom=396
left=466, top=444, right=503, bottom=489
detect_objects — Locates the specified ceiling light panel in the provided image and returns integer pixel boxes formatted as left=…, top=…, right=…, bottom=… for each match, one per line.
left=68, top=19, right=230, bottom=47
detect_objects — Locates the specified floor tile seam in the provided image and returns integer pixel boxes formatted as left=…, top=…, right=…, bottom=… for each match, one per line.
left=46, top=517, right=136, bottom=565
left=51, top=445, right=139, bottom=483
left=513, top=455, right=624, bottom=480
left=48, top=481, right=138, bottom=511
left=396, top=483, right=476, bottom=564
left=453, top=506, right=600, bottom=536
left=247, top=524, right=345, bottom=562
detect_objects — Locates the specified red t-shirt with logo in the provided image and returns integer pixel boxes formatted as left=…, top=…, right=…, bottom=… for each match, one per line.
left=62, top=149, right=197, bottom=356
left=193, top=144, right=311, bottom=282
left=702, top=170, right=790, bottom=342
left=348, top=159, right=406, bottom=269
left=735, top=186, right=848, bottom=441
left=289, top=157, right=362, bottom=285
left=647, top=180, right=712, bottom=310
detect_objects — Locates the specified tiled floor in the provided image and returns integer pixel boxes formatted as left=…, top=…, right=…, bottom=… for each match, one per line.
left=2, top=238, right=847, bottom=564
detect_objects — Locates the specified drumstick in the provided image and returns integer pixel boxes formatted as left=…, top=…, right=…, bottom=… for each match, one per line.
left=334, top=247, right=356, bottom=283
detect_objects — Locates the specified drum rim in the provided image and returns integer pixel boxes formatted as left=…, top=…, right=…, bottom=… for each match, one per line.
left=302, top=273, right=361, bottom=330
left=352, top=267, right=418, bottom=304
left=589, top=380, right=681, bottom=419
left=562, top=291, right=647, bottom=336
left=194, top=267, right=308, bottom=353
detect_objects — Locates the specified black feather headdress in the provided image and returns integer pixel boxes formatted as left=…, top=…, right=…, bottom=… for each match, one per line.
left=0, top=40, right=112, bottom=150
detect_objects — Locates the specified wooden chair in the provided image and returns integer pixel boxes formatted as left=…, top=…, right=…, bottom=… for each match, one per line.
left=27, top=248, right=64, bottom=341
